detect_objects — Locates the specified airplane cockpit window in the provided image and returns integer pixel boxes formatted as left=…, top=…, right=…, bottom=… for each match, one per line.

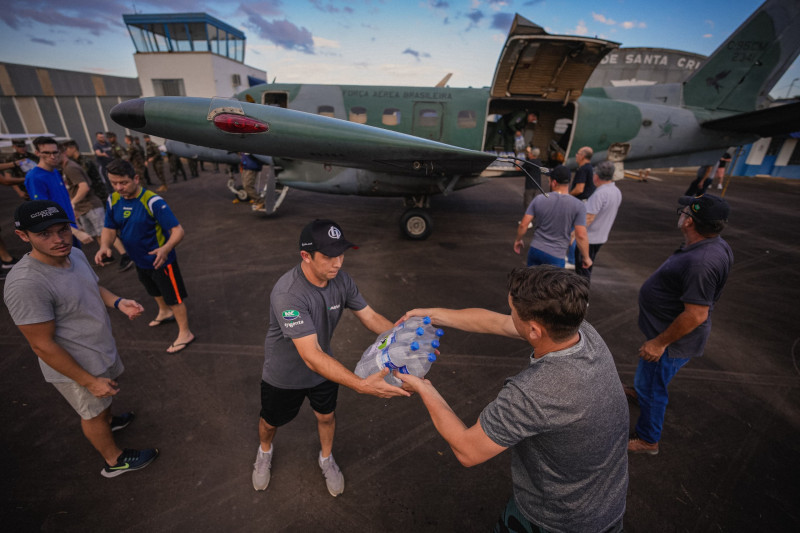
left=349, top=106, right=367, bottom=124
left=418, top=109, right=439, bottom=127
left=382, top=108, right=401, bottom=126
left=318, top=105, right=335, bottom=118
left=457, top=110, right=477, bottom=129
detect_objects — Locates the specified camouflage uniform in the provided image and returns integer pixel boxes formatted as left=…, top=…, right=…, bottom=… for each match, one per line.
left=145, top=140, right=166, bottom=186
left=110, top=141, right=126, bottom=161
left=127, top=143, right=146, bottom=181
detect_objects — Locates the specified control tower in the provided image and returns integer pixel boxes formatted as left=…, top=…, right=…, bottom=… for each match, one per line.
left=123, top=12, right=266, bottom=98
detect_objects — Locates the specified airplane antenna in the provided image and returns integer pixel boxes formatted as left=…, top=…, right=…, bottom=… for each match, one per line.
left=497, top=155, right=550, bottom=197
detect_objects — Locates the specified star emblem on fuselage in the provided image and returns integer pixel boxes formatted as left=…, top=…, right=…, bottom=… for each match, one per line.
left=659, top=118, right=677, bottom=138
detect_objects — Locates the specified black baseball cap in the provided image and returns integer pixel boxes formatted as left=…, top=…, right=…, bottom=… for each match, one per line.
left=12, top=139, right=26, bottom=147
left=678, top=194, right=730, bottom=222
left=14, top=200, right=73, bottom=232
left=550, top=165, right=571, bottom=184
left=299, top=219, right=356, bottom=257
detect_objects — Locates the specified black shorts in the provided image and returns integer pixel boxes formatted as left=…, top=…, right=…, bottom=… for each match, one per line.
left=136, top=260, right=188, bottom=306
left=260, top=379, right=339, bottom=427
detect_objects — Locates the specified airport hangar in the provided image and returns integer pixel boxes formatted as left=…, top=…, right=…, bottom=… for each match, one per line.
left=0, top=10, right=798, bottom=179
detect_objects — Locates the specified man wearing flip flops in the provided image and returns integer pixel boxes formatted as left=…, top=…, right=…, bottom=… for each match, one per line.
left=4, top=200, right=159, bottom=477
left=95, top=159, right=195, bottom=354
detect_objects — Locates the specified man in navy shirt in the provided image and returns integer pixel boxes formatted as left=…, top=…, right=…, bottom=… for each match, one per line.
left=96, top=160, right=195, bottom=354
left=627, top=195, right=733, bottom=455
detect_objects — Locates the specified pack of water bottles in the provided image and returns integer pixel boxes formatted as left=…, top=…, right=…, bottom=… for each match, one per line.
left=354, top=316, right=444, bottom=386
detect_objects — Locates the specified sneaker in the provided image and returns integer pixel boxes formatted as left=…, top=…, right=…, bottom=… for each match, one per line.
left=118, top=254, right=133, bottom=272
left=101, top=448, right=159, bottom=477
left=1, top=257, right=18, bottom=269
left=101, top=255, right=115, bottom=264
left=717, top=183, right=723, bottom=190
left=110, top=412, right=135, bottom=432
left=318, top=453, right=344, bottom=497
left=628, top=433, right=659, bottom=455
left=623, top=386, right=638, bottom=406
left=252, top=445, right=273, bottom=491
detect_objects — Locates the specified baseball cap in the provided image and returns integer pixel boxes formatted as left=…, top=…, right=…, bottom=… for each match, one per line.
left=678, top=194, right=730, bottom=222
left=14, top=200, right=73, bottom=233
left=550, top=165, right=571, bottom=184
left=299, top=219, right=356, bottom=257
left=12, top=139, right=26, bottom=147
left=595, top=160, right=616, bottom=180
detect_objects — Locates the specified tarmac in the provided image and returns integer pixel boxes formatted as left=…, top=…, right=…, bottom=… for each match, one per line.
left=1, top=166, right=798, bottom=532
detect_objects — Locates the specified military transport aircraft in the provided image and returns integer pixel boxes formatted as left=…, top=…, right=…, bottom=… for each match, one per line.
left=111, top=0, right=800, bottom=239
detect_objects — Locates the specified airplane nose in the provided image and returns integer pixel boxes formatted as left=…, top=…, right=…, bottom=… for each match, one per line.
left=111, top=98, right=147, bottom=129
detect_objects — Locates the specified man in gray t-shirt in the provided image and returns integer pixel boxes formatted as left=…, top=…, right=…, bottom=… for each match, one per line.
left=3, top=200, right=158, bottom=478
left=396, top=266, right=628, bottom=532
left=514, top=165, right=591, bottom=270
left=575, top=160, right=622, bottom=281
left=252, top=219, right=410, bottom=496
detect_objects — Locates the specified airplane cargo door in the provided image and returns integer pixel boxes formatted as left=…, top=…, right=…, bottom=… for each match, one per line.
left=412, top=102, right=443, bottom=141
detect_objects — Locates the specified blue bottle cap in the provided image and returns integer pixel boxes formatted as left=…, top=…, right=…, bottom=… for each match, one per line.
left=435, top=329, right=444, bottom=337
left=416, top=327, right=425, bottom=336
left=423, top=316, right=431, bottom=325
left=427, top=353, right=437, bottom=362
left=410, top=341, right=419, bottom=351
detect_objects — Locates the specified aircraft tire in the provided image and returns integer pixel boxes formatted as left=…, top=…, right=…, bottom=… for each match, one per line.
left=400, top=209, right=433, bottom=240
left=236, top=188, right=249, bottom=201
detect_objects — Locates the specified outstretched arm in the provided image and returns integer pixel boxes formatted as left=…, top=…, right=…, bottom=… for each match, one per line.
left=352, top=305, right=394, bottom=335
left=398, top=308, right=520, bottom=339
left=293, top=334, right=410, bottom=398
left=396, top=373, right=506, bottom=467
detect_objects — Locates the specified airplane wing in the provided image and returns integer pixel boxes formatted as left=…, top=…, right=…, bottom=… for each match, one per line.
left=700, top=101, right=800, bottom=137
left=111, top=97, right=496, bottom=177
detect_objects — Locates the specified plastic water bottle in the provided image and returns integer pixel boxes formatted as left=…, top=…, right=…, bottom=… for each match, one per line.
left=354, top=316, right=442, bottom=385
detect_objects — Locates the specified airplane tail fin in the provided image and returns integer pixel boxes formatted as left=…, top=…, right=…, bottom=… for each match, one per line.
left=683, top=0, right=800, bottom=112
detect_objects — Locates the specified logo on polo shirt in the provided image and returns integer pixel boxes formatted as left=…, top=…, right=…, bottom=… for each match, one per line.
left=282, top=310, right=300, bottom=320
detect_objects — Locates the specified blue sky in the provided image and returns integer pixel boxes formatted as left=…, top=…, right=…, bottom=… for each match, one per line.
left=1, top=0, right=797, bottom=97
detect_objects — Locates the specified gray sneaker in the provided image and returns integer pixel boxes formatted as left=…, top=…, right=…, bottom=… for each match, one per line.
left=318, top=453, right=344, bottom=497
left=252, top=445, right=272, bottom=491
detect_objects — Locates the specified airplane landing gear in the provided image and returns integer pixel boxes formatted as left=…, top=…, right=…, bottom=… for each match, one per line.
left=400, top=208, right=433, bottom=240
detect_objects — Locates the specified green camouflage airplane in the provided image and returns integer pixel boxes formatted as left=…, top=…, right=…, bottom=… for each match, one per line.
left=112, top=0, right=800, bottom=239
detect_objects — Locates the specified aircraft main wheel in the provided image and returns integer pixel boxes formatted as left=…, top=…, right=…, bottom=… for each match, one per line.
left=236, top=188, right=249, bottom=201
left=400, top=209, right=433, bottom=240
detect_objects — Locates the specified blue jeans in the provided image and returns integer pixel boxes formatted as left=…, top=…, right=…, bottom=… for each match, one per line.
left=634, top=348, right=690, bottom=443
left=567, top=240, right=576, bottom=264
left=526, top=247, right=565, bottom=267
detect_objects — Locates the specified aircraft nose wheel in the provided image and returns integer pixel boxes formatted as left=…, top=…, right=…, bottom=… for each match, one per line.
left=400, top=208, right=433, bottom=240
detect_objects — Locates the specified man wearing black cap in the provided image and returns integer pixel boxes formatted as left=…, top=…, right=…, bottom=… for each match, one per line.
left=514, top=165, right=591, bottom=270
left=252, top=219, right=410, bottom=496
left=3, top=200, right=159, bottom=477
left=628, top=194, right=733, bottom=455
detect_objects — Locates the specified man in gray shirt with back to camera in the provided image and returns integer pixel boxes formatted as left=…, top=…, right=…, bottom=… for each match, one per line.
left=575, top=160, right=622, bottom=281
left=396, top=265, right=628, bottom=532
left=3, top=200, right=158, bottom=478
left=252, top=219, right=410, bottom=497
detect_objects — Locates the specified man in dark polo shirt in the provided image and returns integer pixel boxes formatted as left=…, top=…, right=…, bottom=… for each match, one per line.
left=627, top=195, right=733, bottom=455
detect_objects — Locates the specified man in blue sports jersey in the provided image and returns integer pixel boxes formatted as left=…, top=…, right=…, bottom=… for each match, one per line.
left=95, top=160, right=195, bottom=354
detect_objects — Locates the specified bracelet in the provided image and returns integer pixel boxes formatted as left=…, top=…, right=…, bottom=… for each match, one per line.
left=113, top=297, right=123, bottom=309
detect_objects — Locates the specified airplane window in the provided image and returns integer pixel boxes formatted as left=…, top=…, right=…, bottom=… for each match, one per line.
left=457, top=110, right=477, bottom=129
left=554, top=118, right=573, bottom=134
left=382, top=108, right=401, bottom=126
left=418, top=109, right=439, bottom=127
left=349, top=106, right=367, bottom=124
left=318, top=105, right=335, bottom=118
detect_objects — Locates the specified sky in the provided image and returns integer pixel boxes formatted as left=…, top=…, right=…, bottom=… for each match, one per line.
left=1, top=0, right=798, bottom=98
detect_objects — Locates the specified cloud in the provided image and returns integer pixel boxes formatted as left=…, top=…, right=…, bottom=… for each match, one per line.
left=313, top=36, right=340, bottom=49
left=31, top=37, right=56, bottom=46
left=621, top=20, right=647, bottom=30
left=0, top=3, right=117, bottom=37
left=309, top=0, right=354, bottom=14
left=705, top=19, right=714, bottom=29
left=429, top=0, right=449, bottom=8
left=491, top=13, right=513, bottom=32
left=242, top=8, right=315, bottom=54
left=402, top=48, right=431, bottom=61
left=703, top=33, right=713, bottom=38
left=592, top=13, right=616, bottom=26
left=237, top=1, right=284, bottom=16
left=574, top=20, right=588, bottom=35
left=488, top=0, right=509, bottom=9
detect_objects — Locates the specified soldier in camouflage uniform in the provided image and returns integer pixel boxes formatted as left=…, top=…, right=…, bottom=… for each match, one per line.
left=107, top=132, right=126, bottom=161
left=125, top=135, right=147, bottom=185
left=144, top=135, right=167, bottom=192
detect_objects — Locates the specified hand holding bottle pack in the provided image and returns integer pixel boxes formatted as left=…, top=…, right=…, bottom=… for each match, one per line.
left=354, top=316, right=444, bottom=386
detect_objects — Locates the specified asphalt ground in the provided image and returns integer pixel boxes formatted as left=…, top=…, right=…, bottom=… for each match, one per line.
left=1, top=166, right=798, bottom=532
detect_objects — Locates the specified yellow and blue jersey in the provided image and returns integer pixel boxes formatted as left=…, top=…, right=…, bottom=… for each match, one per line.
left=104, top=188, right=180, bottom=269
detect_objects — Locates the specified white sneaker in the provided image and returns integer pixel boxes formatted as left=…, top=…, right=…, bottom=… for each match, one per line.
left=717, top=183, right=723, bottom=189
left=252, top=445, right=273, bottom=491
left=318, top=453, right=345, bottom=497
